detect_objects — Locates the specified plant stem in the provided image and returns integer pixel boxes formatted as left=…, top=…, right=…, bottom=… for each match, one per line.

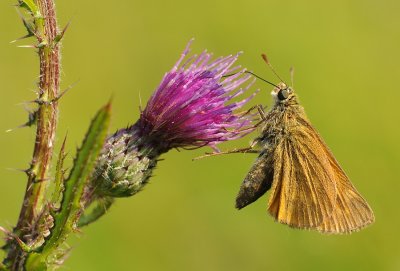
left=5, top=0, right=60, bottom=269
left=19, top=0, right=60, bottom=231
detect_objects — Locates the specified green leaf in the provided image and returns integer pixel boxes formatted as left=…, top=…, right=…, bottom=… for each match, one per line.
left=53, top=21, right=71, bottom=46
left=25, top=102, right=111, bottom=269
left=77, top=196, right=114, bottom=227
left=19, top=0, right=39, bottom=15
left=0, top=261, right=9, bottom=271
left=21, top=17, right=35, bottom=36
left=50, top=135, right=68, bottom=210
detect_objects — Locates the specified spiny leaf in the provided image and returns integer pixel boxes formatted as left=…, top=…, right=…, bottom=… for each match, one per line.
left=46, top=102, right=111, bottom=247
left=53, top=21, right=71, bottom=46
left=77, top=196, right=114, bottom=228
left=18, top=0, right=39, bottom=15
left=50, top=134, right=68, bottom=211
left=21, top=15, right=35, bottom=36
left=11, top=9, right=35, bottom=43
left=25, top=103, right=111, bottom=269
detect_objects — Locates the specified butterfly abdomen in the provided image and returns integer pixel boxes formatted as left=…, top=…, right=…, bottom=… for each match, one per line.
left=235, top=150, right=274, bottom=209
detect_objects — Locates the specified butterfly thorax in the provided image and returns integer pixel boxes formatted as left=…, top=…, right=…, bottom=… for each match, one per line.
left=256, top=90, right=307, bottom=148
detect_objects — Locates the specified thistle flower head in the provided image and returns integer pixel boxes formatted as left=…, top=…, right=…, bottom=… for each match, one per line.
left=137, top=40, right=257, bottom=152
left=92, top=41, right=258, bottom=198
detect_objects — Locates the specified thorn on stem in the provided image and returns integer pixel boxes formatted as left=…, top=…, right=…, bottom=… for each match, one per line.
left=53, top=20, right=71, bottom=46
left=6, top=109, right=38, bottom=132
left=17, top=44, right=37, bottom=49
left=10, top=34, right=33, bottom=44
left=33, top=80, right=78, bottom=105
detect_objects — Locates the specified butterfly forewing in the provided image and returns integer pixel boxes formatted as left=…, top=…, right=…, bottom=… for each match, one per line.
left=267, top=114, right=374, bottom=233
left=316, top=134, right=375, bottom=233
left=267, top=122, right=337, bottom=230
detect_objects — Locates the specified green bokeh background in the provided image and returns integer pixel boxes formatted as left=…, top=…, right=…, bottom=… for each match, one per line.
left=1, top=0, right=399, bottom=270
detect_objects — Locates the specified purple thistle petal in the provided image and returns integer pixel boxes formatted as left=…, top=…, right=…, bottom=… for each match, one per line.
left=137, top=41, right=258, bottom=152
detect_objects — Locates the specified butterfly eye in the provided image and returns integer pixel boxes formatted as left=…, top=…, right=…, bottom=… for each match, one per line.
left=277, top=89, right=289, bottom=100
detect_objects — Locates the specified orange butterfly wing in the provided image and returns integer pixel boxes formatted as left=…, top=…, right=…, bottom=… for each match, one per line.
left=315, top=130, right=375, bottom=233
left=267, top=118, right=374, bottom=233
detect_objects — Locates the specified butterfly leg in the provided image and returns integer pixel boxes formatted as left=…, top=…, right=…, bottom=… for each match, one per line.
left=257, top=104, right=267, bottom=121
left=232, top=105, right=268, bottom=137
left=193, top=105, right=267, bottom=161
left=192, top=146, right=259, bottom=161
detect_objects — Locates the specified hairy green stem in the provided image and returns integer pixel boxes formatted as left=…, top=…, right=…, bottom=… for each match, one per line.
left=5, top=0, right=60, bottom=269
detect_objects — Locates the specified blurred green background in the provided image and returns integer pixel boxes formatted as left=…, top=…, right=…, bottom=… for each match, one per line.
left=1, top=0, right=399, bottom=270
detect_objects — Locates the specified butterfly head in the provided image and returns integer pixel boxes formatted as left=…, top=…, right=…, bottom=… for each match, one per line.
left=271, top=82, right=294, bottom=103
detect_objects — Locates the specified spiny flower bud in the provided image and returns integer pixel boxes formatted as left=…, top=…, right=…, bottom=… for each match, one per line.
left=93, top=40, right=257, bottom=197
left=92, top=124, right=159, bottom=197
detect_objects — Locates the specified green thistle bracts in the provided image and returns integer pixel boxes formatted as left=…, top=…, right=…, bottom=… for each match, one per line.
left=93, top=123, right=160, bottom=197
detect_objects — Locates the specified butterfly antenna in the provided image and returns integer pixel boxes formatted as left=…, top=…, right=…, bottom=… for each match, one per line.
left=290, top=66, right=294, bottom=88
left=223, top=71, right=279, bottom=88
left=261, top=54, right=286, bottom=84
left=245, top=71, right=279, bottom=88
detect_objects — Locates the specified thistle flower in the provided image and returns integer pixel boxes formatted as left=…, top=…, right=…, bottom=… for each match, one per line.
left=92, top=40, right=257, bottom=198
